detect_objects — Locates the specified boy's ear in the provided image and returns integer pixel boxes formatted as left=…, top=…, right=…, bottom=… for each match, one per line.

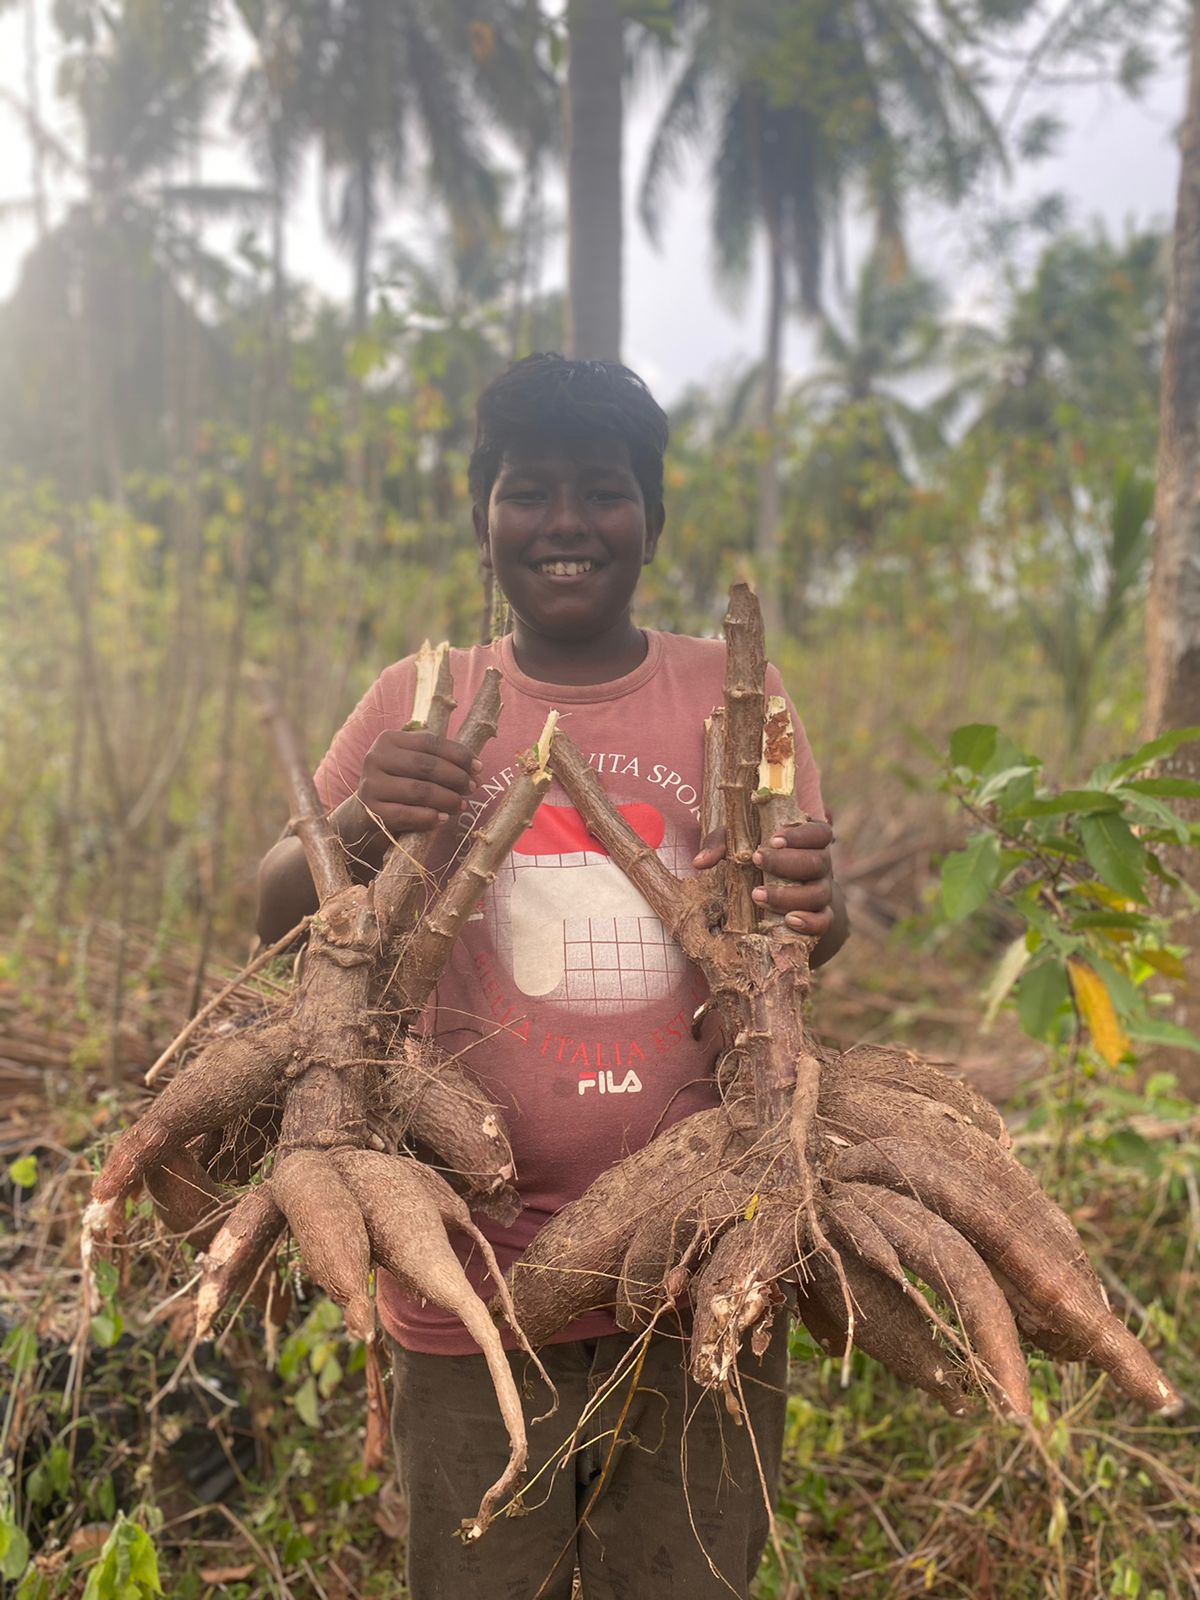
left=472, top=503, right=493, bottom=570
left=644, top=501, right=666, bottom=563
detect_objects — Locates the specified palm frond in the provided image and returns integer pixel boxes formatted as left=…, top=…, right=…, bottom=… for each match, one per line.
left=638, top=44, right=711, bottom=248
left=158, top=183, right=272, bottom=217
left=401, top=8, right=498, bottom=226
left=0, top=86, right=81, bottom=178
left=711, top=85, right=757, bottom=303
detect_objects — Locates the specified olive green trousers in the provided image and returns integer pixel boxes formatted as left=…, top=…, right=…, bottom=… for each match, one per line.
left=389, top=1318, right=789, bottom=1600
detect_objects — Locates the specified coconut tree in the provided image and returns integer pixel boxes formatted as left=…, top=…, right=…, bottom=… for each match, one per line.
left=942, top=226, right=1167, bottom=443
left=313, top=0, right=555, bottom=343
left=230, top=0, right=328, bottom=330
left=315, top=1, right=490, bottom=341
left=0, top=0, right=264, bottom=491
left=639, top=0, right=1006, bottom=630
left=802, top=254, right=946, bottom=455
left=564, top=0, right=624, bottom=358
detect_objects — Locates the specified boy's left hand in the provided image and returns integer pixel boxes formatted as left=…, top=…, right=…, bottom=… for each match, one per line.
left=692, top=820, right=835, bottom=937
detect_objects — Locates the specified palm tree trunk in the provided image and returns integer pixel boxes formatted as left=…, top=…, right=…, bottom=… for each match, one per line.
left=565, top=0, right=622, bottom=360
left=352, top=158, right=372, bottom=340
left=755, top=220, right=786, bottom=638
left=271, top=184, right=287, bottom=337
left=24, top=0, right=46, bottom=238
left=1145, top=2, right=1200, bottom=1093
left=349, top=157, right=372, bottom=493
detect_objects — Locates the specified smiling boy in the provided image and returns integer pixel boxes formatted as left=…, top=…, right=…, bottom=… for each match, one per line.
left=257, top=354, right=848, bottom=1599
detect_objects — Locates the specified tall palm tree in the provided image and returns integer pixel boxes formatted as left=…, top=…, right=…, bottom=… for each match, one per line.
left=640, top=0, right=1005, bottom=628
left=316, top=2, right=488, bottom=341
left=231, top=0, right=327, bottom=330
left=802, top=255, right=945, bottom=454
left=942, top=226, right=1167, bottom=442
left=0, top=0, right=264, bottom=491
left=795, top=251, right=946, bottom=547
left=565, top=0, right=623, bottom=358
left=314, top=0, right=554, bottom=343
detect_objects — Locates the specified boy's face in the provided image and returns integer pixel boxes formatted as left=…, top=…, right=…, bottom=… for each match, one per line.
left=474, top=434, right=664, bottom=645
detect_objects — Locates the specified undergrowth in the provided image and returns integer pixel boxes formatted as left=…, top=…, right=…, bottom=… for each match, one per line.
left=2, top=723, right=1198, bottom=1598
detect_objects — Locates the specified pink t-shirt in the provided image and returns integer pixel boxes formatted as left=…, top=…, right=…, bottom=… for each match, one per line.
left=313, top=630, right=824, bottom=1353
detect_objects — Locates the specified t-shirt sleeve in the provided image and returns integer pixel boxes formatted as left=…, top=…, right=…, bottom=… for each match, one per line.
left=765, top=662, right=826, bottom=821
left=313, top=657, right=418, bottom=812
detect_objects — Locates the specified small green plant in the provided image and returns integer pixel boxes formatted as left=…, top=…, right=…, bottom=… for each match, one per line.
left=941, top=721, right=1200, bottom=1068
left=80, top=1514, right=163, bottom=1600
left=277, top=1297, right=366, bottom=1427
left=1, top=1481, right=31, bottom=1586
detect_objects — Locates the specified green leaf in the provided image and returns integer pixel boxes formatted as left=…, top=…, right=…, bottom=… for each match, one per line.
left=90, top=1309, right=124, bottom=1350
left=7, top=1155, right=38, bottom=1189
left=92, top=1259, right=119, bottom=1303
left=1090, top=954, right=1142, bottom=1018
left=317, top=1352, right=343, bottom=1399
left=1127, top=1018, right=1200, bottom=1053
left=0, top=1522, right=30, bottom=1581
left=26, top=1448, right=70, bottom=1509
left=1010, top=790, right=1120, bottom=819
left=26, top=1464, right=51, bottom=1509
left=1100, top=1129, right=1163, bottom=1179
left=293, top=1375, right=320, bottom=1428
left=1103, top=727, right=1200, bottom=784
left=16, top=1566, right=51, bottom=1600
left=1078, top=813, right=1146, bottom=903
left=82, top=1517, right=163, bottom=1600
left=2, top=1324, right=37, bottom=1375
left=1016, top=962, right=1070, bottom=1039
left=1069, top=911, right=1148, bottom=930
left=940, top=833, right=1003, bottom=921
left=949, top=724, right=997, bottom=773
left=1114, top=789, right=1191, bottom=843
left=976, top=765, right=1037, bottom=807
left=1121, top=776, right=1200, bottom=798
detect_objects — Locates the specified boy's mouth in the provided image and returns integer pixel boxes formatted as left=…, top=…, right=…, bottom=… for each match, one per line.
left=532, top=559, right=598, bottom=578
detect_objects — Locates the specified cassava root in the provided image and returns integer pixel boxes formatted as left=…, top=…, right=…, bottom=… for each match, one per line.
left=87, top=661, right=560, bottom=1538
left=88, top=591, right=1183, bottom=1553
left=501, top=585, right=1182, bottom=1423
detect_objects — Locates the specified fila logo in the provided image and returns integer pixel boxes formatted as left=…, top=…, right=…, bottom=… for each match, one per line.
left=578, top=1069, right=643, bottom=1097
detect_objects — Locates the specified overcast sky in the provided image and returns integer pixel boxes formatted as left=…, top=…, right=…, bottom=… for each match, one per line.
left=0, top=7, right=1187, bottom=405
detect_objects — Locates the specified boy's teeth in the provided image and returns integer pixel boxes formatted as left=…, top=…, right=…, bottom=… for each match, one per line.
left=539, top=560, right=594, bottom=576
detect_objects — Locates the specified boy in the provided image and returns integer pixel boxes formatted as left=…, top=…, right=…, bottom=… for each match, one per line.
left=257, top=354, right=848, bottom=1599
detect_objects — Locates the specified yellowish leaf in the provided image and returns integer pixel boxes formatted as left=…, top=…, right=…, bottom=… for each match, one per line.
left=744, top=1193, right=760, bottom=1222
left=1046, top=1494, right=1068, bottom=1548
left=1071, top=880, right=1137, bottom=912
left=1068, top=960, right=1130, bottom=1066
left=1141, top=947, right=1186, bottom=981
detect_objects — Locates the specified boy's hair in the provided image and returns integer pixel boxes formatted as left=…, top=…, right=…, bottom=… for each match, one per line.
left=468, top=353, right=670, bottom=510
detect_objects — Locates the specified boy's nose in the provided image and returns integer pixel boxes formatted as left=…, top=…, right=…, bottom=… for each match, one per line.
left=544, top=488, right=588, bottom=535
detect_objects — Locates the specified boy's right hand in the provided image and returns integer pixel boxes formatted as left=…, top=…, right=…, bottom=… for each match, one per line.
left=356, top=731, right=481, bottom=834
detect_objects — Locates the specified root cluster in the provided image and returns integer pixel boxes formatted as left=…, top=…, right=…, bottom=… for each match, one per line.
left=502, top=588, right=1182, bottom=1427
left=86, top=594, right=1182, bottom=1545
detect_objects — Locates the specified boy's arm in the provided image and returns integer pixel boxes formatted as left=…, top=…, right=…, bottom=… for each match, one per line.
left=255, top=794, right=390, bottom=945
left=255, top=729, right=481, bottom=945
